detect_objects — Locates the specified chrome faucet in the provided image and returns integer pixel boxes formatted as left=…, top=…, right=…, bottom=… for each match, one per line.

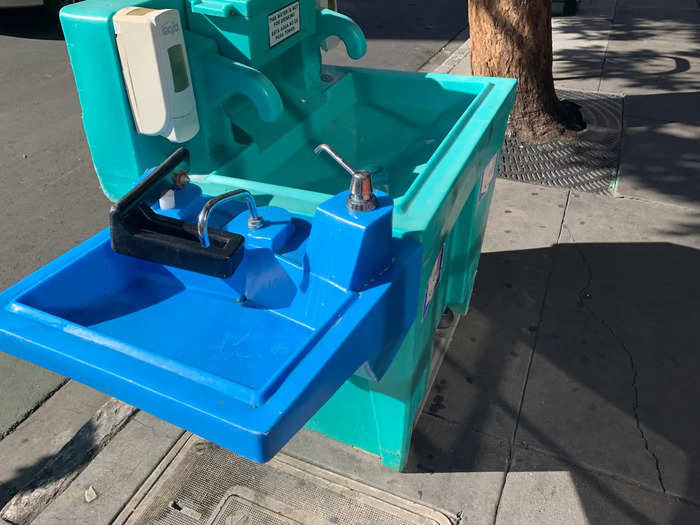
left=197, top=189, right=263, bottom=248
left=314, top=143, right=377, bottom=212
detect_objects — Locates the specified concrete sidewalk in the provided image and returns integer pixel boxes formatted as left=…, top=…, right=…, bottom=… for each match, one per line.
left=410, top=0, right=700, bottom=522
left=425, top=0, right=700, bottom=522
left=1, top=0, right=699, bottom=523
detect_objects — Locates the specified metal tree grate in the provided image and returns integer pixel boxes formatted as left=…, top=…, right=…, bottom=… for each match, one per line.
left=499, top=90, right=623, bottom=194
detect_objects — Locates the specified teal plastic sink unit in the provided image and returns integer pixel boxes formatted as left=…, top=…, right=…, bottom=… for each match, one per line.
left=7, top=0, right=521, bottom=470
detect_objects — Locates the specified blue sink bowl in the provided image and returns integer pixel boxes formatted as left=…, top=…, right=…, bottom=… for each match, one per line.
left=0, top=208, right=420, bottom=461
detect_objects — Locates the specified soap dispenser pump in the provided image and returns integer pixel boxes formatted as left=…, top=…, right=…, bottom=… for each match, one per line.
left=314, top=143, right=377, bottom=212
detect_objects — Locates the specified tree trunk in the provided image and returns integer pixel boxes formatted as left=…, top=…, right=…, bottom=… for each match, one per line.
left=469, top=0, right=584, bottom=143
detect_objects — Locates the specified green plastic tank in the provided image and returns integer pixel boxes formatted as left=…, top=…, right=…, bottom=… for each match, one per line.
left=60, top=0, right=516, bottom=469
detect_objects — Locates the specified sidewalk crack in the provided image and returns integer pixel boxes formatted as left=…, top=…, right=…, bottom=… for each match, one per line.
left=492, top=191, right=572, bottom=524
left=565, top=225, right=667, bottom=494
left=596, top=0, right=620, bottom=92
left=0, top=379, right=69, bottom=442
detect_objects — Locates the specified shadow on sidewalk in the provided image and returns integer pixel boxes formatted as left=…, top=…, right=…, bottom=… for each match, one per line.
left=553, top=8, right=700, bottom=206
left=618, top=93, right=700, bottom=205
left=408, top=240, right=700, bottom=524
left=0, top=421, right=96, bottom=510
left=0, top=7, right=63, bottom=41
left=331, top=0, right=467, bottom=41
left=553, top=7, right=700, bottom=92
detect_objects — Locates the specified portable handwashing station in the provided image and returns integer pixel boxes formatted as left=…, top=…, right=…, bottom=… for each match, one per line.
left=0, top=0, right=515, bottom=470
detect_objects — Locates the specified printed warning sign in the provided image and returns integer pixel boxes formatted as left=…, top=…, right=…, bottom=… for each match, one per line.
left=268, top=2, right=300, bottom=47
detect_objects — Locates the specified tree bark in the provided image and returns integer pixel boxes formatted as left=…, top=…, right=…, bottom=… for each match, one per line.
left=469, top=0, right=584, bottom=143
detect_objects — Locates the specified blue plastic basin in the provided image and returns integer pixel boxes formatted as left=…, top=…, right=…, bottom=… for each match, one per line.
left=0, top=215, right=421, bottom=461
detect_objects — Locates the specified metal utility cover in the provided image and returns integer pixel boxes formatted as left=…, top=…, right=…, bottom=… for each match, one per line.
left=118, top=433, right=451, bottom=525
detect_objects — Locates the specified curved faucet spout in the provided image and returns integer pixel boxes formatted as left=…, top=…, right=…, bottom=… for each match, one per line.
left=198, top=189, right=263, bottom=248
left=204, top=54, right=284, bottom=122
left=316, top=9, right=367, bottom=60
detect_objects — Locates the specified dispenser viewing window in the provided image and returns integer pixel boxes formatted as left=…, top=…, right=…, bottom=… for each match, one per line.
left=113, top=7, right=199, bottom=143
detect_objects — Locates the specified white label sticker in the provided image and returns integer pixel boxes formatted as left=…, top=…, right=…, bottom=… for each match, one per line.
left=268, top=2, right=300, bottom=47
left=423, top=242, right=445, bottom=320
left=478, top=153, right=499, bottom=202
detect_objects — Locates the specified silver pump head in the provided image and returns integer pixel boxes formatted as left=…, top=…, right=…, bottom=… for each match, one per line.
left=313, top=143, right=377, bottom=212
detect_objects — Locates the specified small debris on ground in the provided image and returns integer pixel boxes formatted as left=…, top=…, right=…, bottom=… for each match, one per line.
left=84, top=485, right=98, bottom=503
